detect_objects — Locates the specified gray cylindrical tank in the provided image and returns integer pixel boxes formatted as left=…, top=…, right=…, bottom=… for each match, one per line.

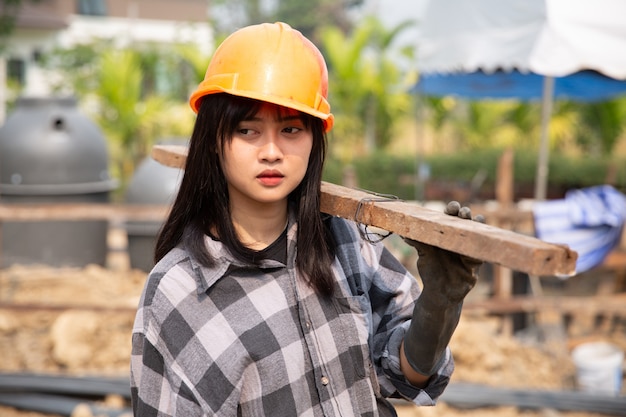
left=125, top=140, right=184, bottom=272
left=0, top=96, right=117, bottom=267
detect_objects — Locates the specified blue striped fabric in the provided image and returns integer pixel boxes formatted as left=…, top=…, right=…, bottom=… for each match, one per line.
left=533, top=185, right=626, bottom=275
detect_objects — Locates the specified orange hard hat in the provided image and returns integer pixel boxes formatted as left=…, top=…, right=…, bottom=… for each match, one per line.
left=189, top=22, right=334, bottom=132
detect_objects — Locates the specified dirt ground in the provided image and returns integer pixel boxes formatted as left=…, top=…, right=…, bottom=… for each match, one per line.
left=0, top=229, right=624, bottom=417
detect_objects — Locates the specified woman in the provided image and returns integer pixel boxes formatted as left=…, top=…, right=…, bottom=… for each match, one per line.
left=130, top=22, right=481, bottom=417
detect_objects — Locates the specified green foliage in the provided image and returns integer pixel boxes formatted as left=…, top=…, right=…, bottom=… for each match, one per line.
left=319, top=16, right=416, bottom=159
left=0, top=0, right=44, bottom=50
left=423, top=98, right=545, bottom=151
left=177, top=43, right=212, bottom=86
left=324, top=149, right=626, bottom=200
left=273, top=0, right=362, bottom=39
left=40, top=41, right=204, bottom=191
left=323, top=152, right=419, bottom=199
left=209, top=0, right=364, bottom=39
left=421, top=95, right=626, bottom=158
left=424, top=149, right=503, bottom=183
left=574, top=99, right=626, bottom=155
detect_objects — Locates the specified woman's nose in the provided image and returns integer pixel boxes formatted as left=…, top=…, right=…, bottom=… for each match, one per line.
left=259, top=134, right=283, bottom=161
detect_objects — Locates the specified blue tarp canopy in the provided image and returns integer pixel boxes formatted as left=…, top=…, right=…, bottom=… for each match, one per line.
left=413, top=0, right=626, bottom=100
left=414, top=0, right=626, bottom=80
left=413, top=0, right=626, bottom=200
left=415, top=70, right=626, bottom=102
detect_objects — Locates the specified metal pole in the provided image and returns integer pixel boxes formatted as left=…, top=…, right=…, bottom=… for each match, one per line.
left=0, top=57, right=6, bottom=125
left=534, top=75, right=555, bottom=201
left=414, top=92, right=426, bottom=202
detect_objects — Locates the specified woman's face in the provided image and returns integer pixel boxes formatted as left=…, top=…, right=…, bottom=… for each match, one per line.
left=220, top=103, right=313, bottom=210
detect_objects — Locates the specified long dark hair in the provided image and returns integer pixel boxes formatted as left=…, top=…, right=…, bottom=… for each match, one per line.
left=155, top=94, right=336, bottom=296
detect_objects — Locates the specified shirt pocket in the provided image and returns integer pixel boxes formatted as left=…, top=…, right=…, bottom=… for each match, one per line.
left=333, top=294, right=373, bottom=379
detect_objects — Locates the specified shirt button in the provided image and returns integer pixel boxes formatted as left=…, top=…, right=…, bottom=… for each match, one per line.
left=321, top=376, right=329, bottom=386
left=305, top=321, right=311, bottom=329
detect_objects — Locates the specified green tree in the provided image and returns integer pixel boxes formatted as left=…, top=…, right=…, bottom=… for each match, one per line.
left=419, top=96, right=582, bottom=155
left=0, top=0, right=44, bottom=49
left=319, top=17, right=415, bottom=159
left=41, top=42, right=202, bottom=188
left=273, top=0, right=362, bottom=39
left=574, top=98, right=626, bottom=156
left=94, top=49, right=167, bottom=181
left=209, top=0, right=363, bottom=40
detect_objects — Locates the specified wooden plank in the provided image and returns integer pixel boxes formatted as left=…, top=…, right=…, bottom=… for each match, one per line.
left=0, top=203, right=169, bottom=222
left=320, top=181, right=576, bottom=276
left=0, top=302, right=136, bottom=313
left=464, top=294, right=626, bottom=315
left=153, top=145, right=577, bottom=276
left=152, top=144, right=190, bottom=169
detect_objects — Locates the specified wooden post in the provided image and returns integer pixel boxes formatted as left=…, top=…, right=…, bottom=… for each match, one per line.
left=495, top=148, right=514, bottom=208
left=494, top=148, right=515, bottom=334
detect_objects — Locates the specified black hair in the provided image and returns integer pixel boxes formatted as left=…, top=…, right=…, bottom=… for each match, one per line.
left=155, top=94, right=336, bottom=296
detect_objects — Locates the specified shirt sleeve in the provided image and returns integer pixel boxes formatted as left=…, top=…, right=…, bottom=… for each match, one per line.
left=360, top=237, right=454, bottom=405
left=381, top=323, right=454, bottom=406
left=131, top=328, right=205, bottom=417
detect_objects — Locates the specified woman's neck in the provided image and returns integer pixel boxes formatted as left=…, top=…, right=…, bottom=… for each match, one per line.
left=230, top=201, right=288, bottom=250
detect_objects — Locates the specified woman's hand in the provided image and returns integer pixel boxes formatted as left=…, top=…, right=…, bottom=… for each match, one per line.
left=405, top=201, right=484, bottom=306
left=400, top=201, right=483, bottom=384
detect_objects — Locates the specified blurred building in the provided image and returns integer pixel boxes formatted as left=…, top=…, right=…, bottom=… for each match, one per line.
left=1, top=0, right=213, bottom=122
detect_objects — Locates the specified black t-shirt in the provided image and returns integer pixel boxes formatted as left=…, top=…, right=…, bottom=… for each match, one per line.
left=209, top=227, right=288, bottom=265
left=247, top=227, right=288, bottom=264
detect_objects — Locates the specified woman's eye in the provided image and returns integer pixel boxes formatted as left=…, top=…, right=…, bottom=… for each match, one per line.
left=238, top=128, right=255, bottom=135
left=283, top=127, right=302, bottom=134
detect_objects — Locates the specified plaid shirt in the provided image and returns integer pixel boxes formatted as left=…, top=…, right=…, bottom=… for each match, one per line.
left=131, top=214, right=453, bottom=416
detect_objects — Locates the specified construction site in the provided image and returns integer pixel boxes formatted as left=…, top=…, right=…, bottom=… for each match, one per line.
left=0, top=0, right=625, bottom=415
left=0, top=135, right=625, bottom=417
left=0, top=184, right=625, bottom=417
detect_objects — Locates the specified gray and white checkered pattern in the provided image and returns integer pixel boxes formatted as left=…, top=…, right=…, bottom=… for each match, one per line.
left=131, top=214, right=453, bottom=416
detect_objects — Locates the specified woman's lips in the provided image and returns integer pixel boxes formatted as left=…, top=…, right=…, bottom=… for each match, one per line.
left=257, top=170, right=284, bottom=186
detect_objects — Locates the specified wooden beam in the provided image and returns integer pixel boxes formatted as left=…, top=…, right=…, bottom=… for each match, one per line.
left=464, top=294, right=626, bottom=315
left=320, top=182, right=576, bottom=276
left=0, top=203, right=169, bottom=222
left=0, top=302, right=136, bottom=313
left=153, top=144, right=577, bottom=276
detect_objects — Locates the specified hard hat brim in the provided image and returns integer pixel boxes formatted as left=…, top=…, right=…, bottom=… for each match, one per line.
left=189, top=86, right=334, bottom=132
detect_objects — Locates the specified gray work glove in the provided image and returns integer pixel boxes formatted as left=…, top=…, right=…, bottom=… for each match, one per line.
left=403, top=201, right=484, bottom=376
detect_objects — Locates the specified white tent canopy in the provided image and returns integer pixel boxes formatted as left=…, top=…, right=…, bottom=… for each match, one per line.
left=415, top=0, right=626, bottom=200
left=417, top=0, right=626, bottom=80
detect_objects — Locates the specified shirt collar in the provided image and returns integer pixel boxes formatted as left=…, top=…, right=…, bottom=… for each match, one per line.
left=188, top=208, right=298, bottom=294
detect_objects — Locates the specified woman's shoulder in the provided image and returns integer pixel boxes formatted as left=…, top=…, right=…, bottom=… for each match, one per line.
left=324, top=215, right=361, bottom=243
left=324, top=215, right=386, bottom=250
left=141, top=247, right=197, bottom=304
left=152, top=246, right=192, bottom=273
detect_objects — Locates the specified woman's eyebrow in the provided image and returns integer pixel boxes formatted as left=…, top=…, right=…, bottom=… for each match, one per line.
left=241, top=115, right=262, bottom=122
left=277, top=114, right=303, bottom=123
left=241, top=114, right=302, bottom=123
